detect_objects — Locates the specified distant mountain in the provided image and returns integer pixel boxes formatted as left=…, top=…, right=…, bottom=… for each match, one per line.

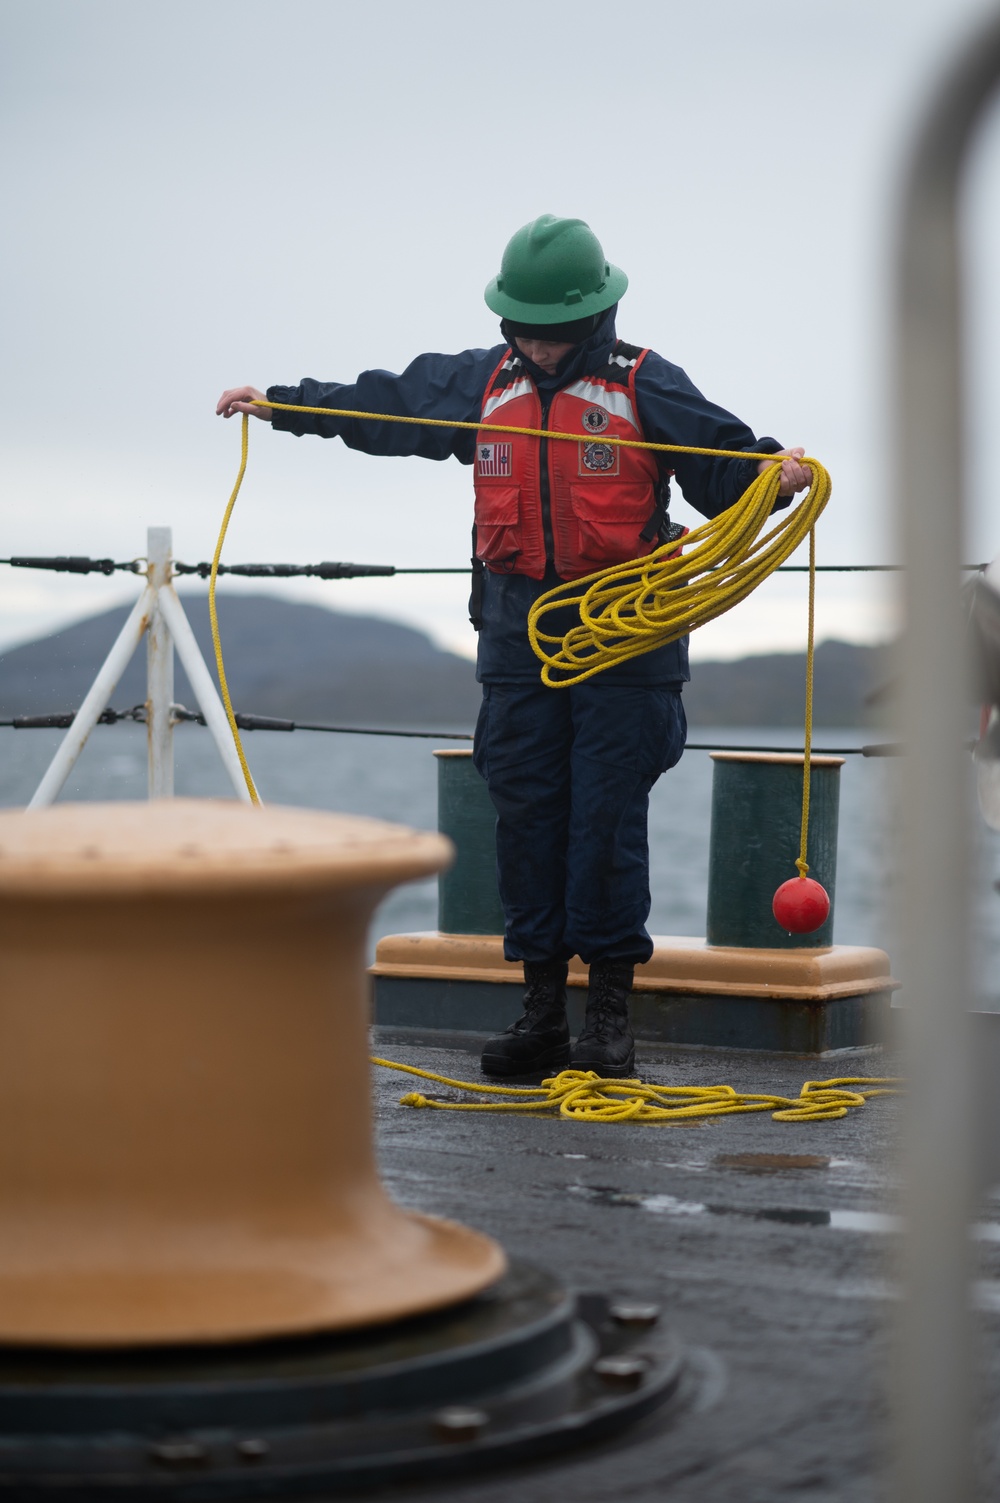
left=0, top=594, right=482, bottom=728
left=683, top=639, right=891, bottom=727
left=0, top=594, right=889, bottom=729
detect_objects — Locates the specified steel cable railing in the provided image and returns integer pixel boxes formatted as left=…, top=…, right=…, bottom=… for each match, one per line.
left=0, top=548, right=975, bottom=762
left=0, top=554, right=989, bottom=577
left=0, top=706, right=916, bottom=755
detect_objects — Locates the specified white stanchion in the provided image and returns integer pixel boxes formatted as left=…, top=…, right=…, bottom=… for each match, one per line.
left=24, top=527, right=253, bottom=808
left=27, top=589, right=154, bottom=810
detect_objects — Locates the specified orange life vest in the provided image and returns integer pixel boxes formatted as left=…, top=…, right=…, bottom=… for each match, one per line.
left=472, top=340, right=663, bottom=581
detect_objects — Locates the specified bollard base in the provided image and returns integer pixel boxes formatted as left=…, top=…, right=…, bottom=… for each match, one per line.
left=0, top=1263, right=687, bottom=1497
left=371, top=933, right=898, bottom=1055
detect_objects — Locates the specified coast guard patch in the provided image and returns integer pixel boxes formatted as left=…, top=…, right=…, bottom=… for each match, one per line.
left=477, top=442, right=512, bottom=477
left=581, top=405, right=609, bottom=434
left=580, top=441, right=618, bottom=474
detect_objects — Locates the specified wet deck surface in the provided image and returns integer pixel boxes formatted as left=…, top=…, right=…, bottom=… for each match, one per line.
left=364, top=1029, right=1000, bottom=1503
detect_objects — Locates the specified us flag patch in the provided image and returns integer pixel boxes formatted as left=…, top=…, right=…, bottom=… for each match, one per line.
left=477, top=442, right=512, bottom=476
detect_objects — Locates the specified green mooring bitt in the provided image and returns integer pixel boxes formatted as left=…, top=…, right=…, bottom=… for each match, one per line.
left=706, top=754, right=842, bottom=949
left=434, top=750, right=505, bottom=936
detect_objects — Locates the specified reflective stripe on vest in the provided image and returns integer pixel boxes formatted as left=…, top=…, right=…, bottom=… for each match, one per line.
left=472, top=341, right=661, bottom=581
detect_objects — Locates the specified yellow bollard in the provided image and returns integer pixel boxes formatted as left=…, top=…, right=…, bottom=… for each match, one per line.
left=0, top=799, right=505, bottom=1347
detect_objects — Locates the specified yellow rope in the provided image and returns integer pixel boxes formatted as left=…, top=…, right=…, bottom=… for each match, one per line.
left=371, top=1057, right=900, bottom=1124
left=255, top=400, right=786, bottom=463
left=209, top=413, right=259, bottom=804
left=796, top=526, right=817, bottom=877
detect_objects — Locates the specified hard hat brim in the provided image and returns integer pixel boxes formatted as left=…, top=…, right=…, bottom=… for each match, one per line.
left=483, top=263, right=628, bottom=325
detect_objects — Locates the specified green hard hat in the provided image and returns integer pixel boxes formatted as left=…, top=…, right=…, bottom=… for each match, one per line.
left=484, top=214, right=628, bottom=325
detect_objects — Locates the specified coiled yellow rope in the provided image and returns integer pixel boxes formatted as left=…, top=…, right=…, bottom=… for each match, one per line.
left=371, top=1057, right=900, bottom=1124
left=526, top=460, right=830, bottom=687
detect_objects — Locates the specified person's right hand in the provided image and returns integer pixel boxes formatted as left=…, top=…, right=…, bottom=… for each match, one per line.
left=216, top=386, right=272, bottom=420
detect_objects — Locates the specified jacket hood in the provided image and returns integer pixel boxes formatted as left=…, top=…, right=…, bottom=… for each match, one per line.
left=503, top=305, right=619, bottom=393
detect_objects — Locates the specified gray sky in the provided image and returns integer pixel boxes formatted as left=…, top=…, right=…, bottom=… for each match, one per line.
left=3, top=0, right=1000, bottom=662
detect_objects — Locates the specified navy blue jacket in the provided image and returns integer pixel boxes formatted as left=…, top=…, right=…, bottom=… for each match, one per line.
left=267, top=309, right=782, bottom=685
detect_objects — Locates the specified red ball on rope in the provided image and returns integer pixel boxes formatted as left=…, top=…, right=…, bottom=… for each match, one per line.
left=772, top=876, right=830, bottom=934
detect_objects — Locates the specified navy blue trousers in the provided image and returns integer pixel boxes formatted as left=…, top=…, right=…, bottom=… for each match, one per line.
left=472, top=681, right=687, bottom=966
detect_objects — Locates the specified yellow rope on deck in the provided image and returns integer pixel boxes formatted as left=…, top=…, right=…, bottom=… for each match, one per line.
left=371, top=1057, right=900, bottom=1125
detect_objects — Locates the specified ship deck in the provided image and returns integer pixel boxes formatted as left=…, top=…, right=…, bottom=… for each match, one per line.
left=369, top=1029, right=1000, bottom=1502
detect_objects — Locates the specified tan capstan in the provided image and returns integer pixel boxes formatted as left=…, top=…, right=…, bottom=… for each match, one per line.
left=0, top=800, right=505, bottom=1347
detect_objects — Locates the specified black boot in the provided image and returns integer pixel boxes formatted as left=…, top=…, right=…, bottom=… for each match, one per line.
left=480, top=960, right=571, bottom=1077
left=571, top=961, right=636, bottom=1077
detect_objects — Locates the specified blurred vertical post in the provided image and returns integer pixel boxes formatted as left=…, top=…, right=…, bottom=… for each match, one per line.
left=893, top=12, right=1000, bottom=1501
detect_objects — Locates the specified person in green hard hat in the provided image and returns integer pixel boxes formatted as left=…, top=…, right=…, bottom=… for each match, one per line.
left=218, top=214, right=811, bottom=1079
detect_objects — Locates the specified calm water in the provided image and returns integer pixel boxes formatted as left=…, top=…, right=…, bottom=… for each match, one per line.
left=3, top=724, right=998, bottom=1002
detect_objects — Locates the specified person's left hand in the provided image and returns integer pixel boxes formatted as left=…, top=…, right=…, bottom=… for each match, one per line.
left=758, top=446, right=813, bottom=496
